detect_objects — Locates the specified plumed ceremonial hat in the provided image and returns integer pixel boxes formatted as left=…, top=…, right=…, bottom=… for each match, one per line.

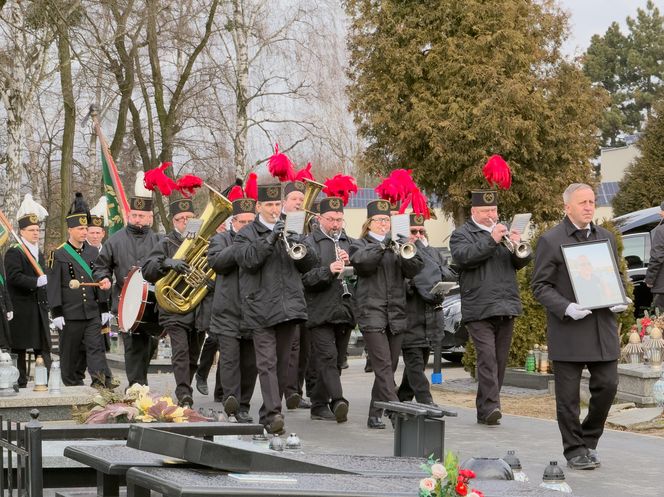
left=257, top=183, right=282, bottom=202
left=66, top=193, right=91, bottom=228
left=169, top=199, right=194, bottom=217
left=471, top=190, right=498, bottom=207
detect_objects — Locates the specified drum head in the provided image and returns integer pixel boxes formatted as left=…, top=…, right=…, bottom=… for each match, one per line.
left=118, top=267, right=149, bottom=333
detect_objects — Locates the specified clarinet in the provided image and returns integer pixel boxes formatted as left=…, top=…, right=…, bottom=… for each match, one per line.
left=334, top=239, right=352, bottom=299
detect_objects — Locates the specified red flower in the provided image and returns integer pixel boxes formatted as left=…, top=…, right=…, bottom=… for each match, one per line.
left=459, top=469, right=476, bottom=479
left=455, top=481, right=468, bottom=496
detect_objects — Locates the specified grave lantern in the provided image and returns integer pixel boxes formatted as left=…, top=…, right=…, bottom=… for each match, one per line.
left=0, top=351, right=19, bottom=397
left=539, top=461, right=572, bottom=493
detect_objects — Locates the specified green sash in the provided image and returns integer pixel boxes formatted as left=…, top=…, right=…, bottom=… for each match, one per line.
left=0, top=273, right=4, bottom=286
left=63, top=244, right=93, bottom=279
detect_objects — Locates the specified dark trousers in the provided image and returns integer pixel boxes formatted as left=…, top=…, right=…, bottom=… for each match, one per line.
left=285, top=325, right=315, bottom=399
left=59, top=317, right=111, bottom=386
left=309, top=324, right=352, bottom=409
left=653, top=293, right=664, bottom=312
left=466, top=317, right=514, bottom=420
left=253, top=323, right=298, bottom=426
left=196, top=333, right=223, bottom=400
left=166, top=324, right=204, bottom=402
left=123, top=332, right=158, bottom=386
left=12, top=348, right=51, bottom=387
left=553, top=360, right=618, bottom=460
left=398, top=347, right=433, bottom=404
left=363, top=329, right=403, bottom=418
left=219, top=334, right=257, bottom=411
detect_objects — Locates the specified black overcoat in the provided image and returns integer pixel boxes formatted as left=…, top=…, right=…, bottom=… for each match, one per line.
left=531, top=217, right=623, bottom=362
left=646, top=223, right=664, bottom=293
left=0, top=256, right=13, bottom=349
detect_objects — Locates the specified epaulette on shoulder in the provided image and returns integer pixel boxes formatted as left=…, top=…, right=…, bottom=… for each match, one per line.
left=46, top=250, right=55, bottom=269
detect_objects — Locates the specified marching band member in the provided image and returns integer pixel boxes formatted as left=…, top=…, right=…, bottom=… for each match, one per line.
left=0, top=253, right=12, bottom=350
left=302, top=190, right=356, bottom=423
left=208, top=196, right=258, bottom=422
left=142, top=199, right=203, bottom=407
left=349, top=199, right=423, bottom=429
left=5, top=195, right=52, bottom=387
left=234, top=182, right=318, bottom=434
left=87, top=196, right=108, bottom=254
left=95, top=184, right=162, bottom=387
left=47, top=193, right=113, bottom=387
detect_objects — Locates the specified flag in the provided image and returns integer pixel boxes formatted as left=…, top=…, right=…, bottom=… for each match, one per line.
left=94, top=120, right=129, bottom=235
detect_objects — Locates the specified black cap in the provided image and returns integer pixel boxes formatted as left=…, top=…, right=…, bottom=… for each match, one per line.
left=284, top=181, right=306, bottom=198
left=389, top=200, right=401, bottom=212
left=18, top=214, right=40, bottom=230
left=169, top=199, right=194, bottom=217
left=232, top=198, right=257, bottom=216
left=130, top=196, right=153, bottom=211
left=471, top=190, right=497, bottom=207
left=67, top=193, right=91, bottom=228
left=410, top=213, right=426, bottom=227
left=367, top=199, right=391, bottom=218
left=257, top=184, right=282, bottom=202
left=90, top=215, right=104, bottom=228
left=319, top=197, right=344, bottom=215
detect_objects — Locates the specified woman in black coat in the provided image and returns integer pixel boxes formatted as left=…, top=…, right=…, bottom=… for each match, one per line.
left=349, top=200, right=423, bottom=429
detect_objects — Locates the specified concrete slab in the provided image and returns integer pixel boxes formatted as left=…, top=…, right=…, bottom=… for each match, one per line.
left=606, top=407, right=663, bottom=428
left=0, top=385, right=97, bottom=421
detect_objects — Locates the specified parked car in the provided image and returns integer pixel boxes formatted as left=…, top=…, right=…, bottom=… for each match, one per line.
left=439, top=284, right=466, bottom=363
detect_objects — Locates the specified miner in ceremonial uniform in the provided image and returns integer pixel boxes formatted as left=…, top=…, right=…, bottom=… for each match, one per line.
left=87, top=215, right=106, bottom=254
left=5, top=197, right=52, bottom=387
left=142, top=199, right=203, bottom=407
left=234, top=183, right=318, bottom=433
left=47, top=194, right=113, bottom=387
left=0, top=253, right=12, bottom=350
left=302, top=195, right=355, bottom=423
left=208, top=197, right=258, bottom=422
left=95, top=193, right=162, bottom=386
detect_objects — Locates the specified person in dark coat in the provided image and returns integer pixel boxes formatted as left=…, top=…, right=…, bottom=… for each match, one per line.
left=95, top=196, right=162, bottom=386
left=302, top=196, right=355, bottom=423
left=0, top=254, right=13, bottom=350
left=349, top=200, right=424, bottom=429
left=47, top=197, right=113, bottom=387
left=5, top=213, right=52, bottom=387
left=532, top=183, right=628, bottom=470
left=449, top=190, right=531, bottom=427
left=208, top=198, right=258, bottom=423
left=142, top=199, right=203, bottom=407
left=397, top=214, right=455, bottom=404
left=645, top=201, right=664, bottom=311
left=234, top=183, right=318, bottom=434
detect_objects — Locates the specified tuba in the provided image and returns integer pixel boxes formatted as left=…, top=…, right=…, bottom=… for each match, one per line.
left=156, top=185, right=233, bottom=314
left=302, top=178, right=325, bottom=233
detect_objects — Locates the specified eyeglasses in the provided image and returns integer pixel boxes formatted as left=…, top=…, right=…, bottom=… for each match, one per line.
left=371, top=217, right=390, bottom=224
left=174, top=215, right=194, bottom=223
left=410, top=229, right=426, bottom=235
left=320, top=216, right=344, bottom=223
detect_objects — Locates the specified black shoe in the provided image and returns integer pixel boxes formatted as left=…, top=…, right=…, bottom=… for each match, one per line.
left=587, top=449, right=601, bottom=467
left=265, top=414, right=285, bottom=435
left=340, top=359, right=349, bottom=369
left=364, top=362, right=373, bottom=373
left=567, top=454, right=598, bottom=470
left=367, top=416, right=385, bottom=429
left=298, top=397, right=312, bottom=409
left=310, top=406, right=336, bottom=421
left=224, top=395, right=239, bottom=416
left=195, top=374, right=209, bottom=396
left=477, top=408, right=502, bottom=426
left=285, top=393, right=301, bottom=410
left=332, top=400, right=349, bottom=423
left=178, top=395, right=194, bottom=408
left=236, top=410, right=254, bottom=423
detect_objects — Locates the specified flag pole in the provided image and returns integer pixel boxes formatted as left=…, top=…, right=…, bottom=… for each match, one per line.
left=0, top=210, right=45, bottom=276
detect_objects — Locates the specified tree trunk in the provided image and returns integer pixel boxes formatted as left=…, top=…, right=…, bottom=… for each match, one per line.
left=58, top=27, right=75, bottom=239
left=232, top=0, right=249, bottom=180
left=4, top=90, right=24, bottom=222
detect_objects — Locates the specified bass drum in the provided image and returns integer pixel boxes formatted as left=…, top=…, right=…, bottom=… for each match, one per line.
left=118, top=267, right=161, bottom=336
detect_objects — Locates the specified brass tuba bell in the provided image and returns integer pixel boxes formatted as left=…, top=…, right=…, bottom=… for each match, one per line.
left=302, top=178, right=325, bottom=233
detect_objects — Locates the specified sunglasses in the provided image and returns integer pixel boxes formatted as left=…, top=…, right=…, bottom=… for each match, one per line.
left=410, top=229, right=426, bottom=235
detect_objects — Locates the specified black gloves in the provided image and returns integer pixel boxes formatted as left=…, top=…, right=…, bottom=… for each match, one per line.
left=267, top=220, right=285, bottom=245
left=163, top=258, right=191, bottom=274
left=397, top=234, right=409, bottom=244
left=287, top=231, right=302, bottom=244
left=382, top=233, right=392, bottom=248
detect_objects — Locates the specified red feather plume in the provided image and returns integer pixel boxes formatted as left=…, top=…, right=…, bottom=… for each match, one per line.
left=294, top=162, right=315, bottom=181
left=268, top=143, right=295, bottom=182
left=176, top=174, right=204, bottom=198
left=245, top=172, right=258, bottom=201
left=482, top=155, right=512, bottom=190
left=144, top=162, right=178, bottom=196
left=227, top=185, right=244, bottom=201
left=376, top=168, right=429, bottom=218
left=322, top=174, right=358, bottom=206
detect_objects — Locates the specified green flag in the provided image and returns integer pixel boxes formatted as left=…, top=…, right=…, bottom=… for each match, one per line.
left=101, top=151, right=124, bottom=235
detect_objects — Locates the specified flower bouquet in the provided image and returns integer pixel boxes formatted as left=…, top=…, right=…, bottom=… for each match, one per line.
left=419, top=452, right=484, bottom=497
left=73, top=384, right=211, bottom=424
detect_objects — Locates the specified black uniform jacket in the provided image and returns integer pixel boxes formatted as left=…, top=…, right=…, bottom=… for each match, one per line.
left=94, top=225, right=162, bottom=313
left=646, top=222, right=664, bottom=292
left=450, top=220, right=531, bottom=323
left=5, top=243, right=50, bottom=350
left=48, top=241, right=109, bottom=320
left=0, top=257, right=13, bottom=349
left=302, top=228, right=356, bottom=329
left=349, top=234, right=424, bottom=334
left=404, top=243, right=452, bottom=348
left=234, top=218, right=319, bottom=330
left=532, top=217, right=623, bottom=362
left=208, top=230, right=250, bottom=339
left=142, top=230, right=196, bottom=329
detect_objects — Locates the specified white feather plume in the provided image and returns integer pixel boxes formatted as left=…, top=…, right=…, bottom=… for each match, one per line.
left=134, top=171, right=152, bottom=198
left=16, top=194, right=49, bottom=221
left=89, top=196, right=108, bottom=226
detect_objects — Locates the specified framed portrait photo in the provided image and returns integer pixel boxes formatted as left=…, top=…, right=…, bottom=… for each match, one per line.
left=561, top=239, right=628, bottom=310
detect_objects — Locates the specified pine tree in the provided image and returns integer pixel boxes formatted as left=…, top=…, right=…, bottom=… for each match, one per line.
left=345, top=0, right=605, bottom=224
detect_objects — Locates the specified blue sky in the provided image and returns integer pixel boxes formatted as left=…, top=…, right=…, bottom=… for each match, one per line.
left=560, top=0, right=656, bottom=56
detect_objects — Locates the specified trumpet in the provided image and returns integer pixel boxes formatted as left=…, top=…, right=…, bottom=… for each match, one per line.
left=387, top=239, right=417, bottom=259
left=334, top=239, right=352, bottom=299
left=282, top=232, right=307, bottom=260
left=492, top=222, right=532, bottom=259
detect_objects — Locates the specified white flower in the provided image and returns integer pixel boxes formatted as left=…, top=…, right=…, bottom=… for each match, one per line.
left=419, top=477, right=436, bottom=493
left=430, top=463, right=447, bottom=479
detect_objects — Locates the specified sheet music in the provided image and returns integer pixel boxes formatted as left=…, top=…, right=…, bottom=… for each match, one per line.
left=391, top=214, right=410, bottom=240
left=509, top=213, right=532, bottom=239
left=183, top=218, right=203, bottom=239
left=285, top=211, right=306, bottom=235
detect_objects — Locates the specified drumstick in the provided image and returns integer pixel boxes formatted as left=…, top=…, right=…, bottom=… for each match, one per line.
left=69, top=279, right=103, bottom=289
